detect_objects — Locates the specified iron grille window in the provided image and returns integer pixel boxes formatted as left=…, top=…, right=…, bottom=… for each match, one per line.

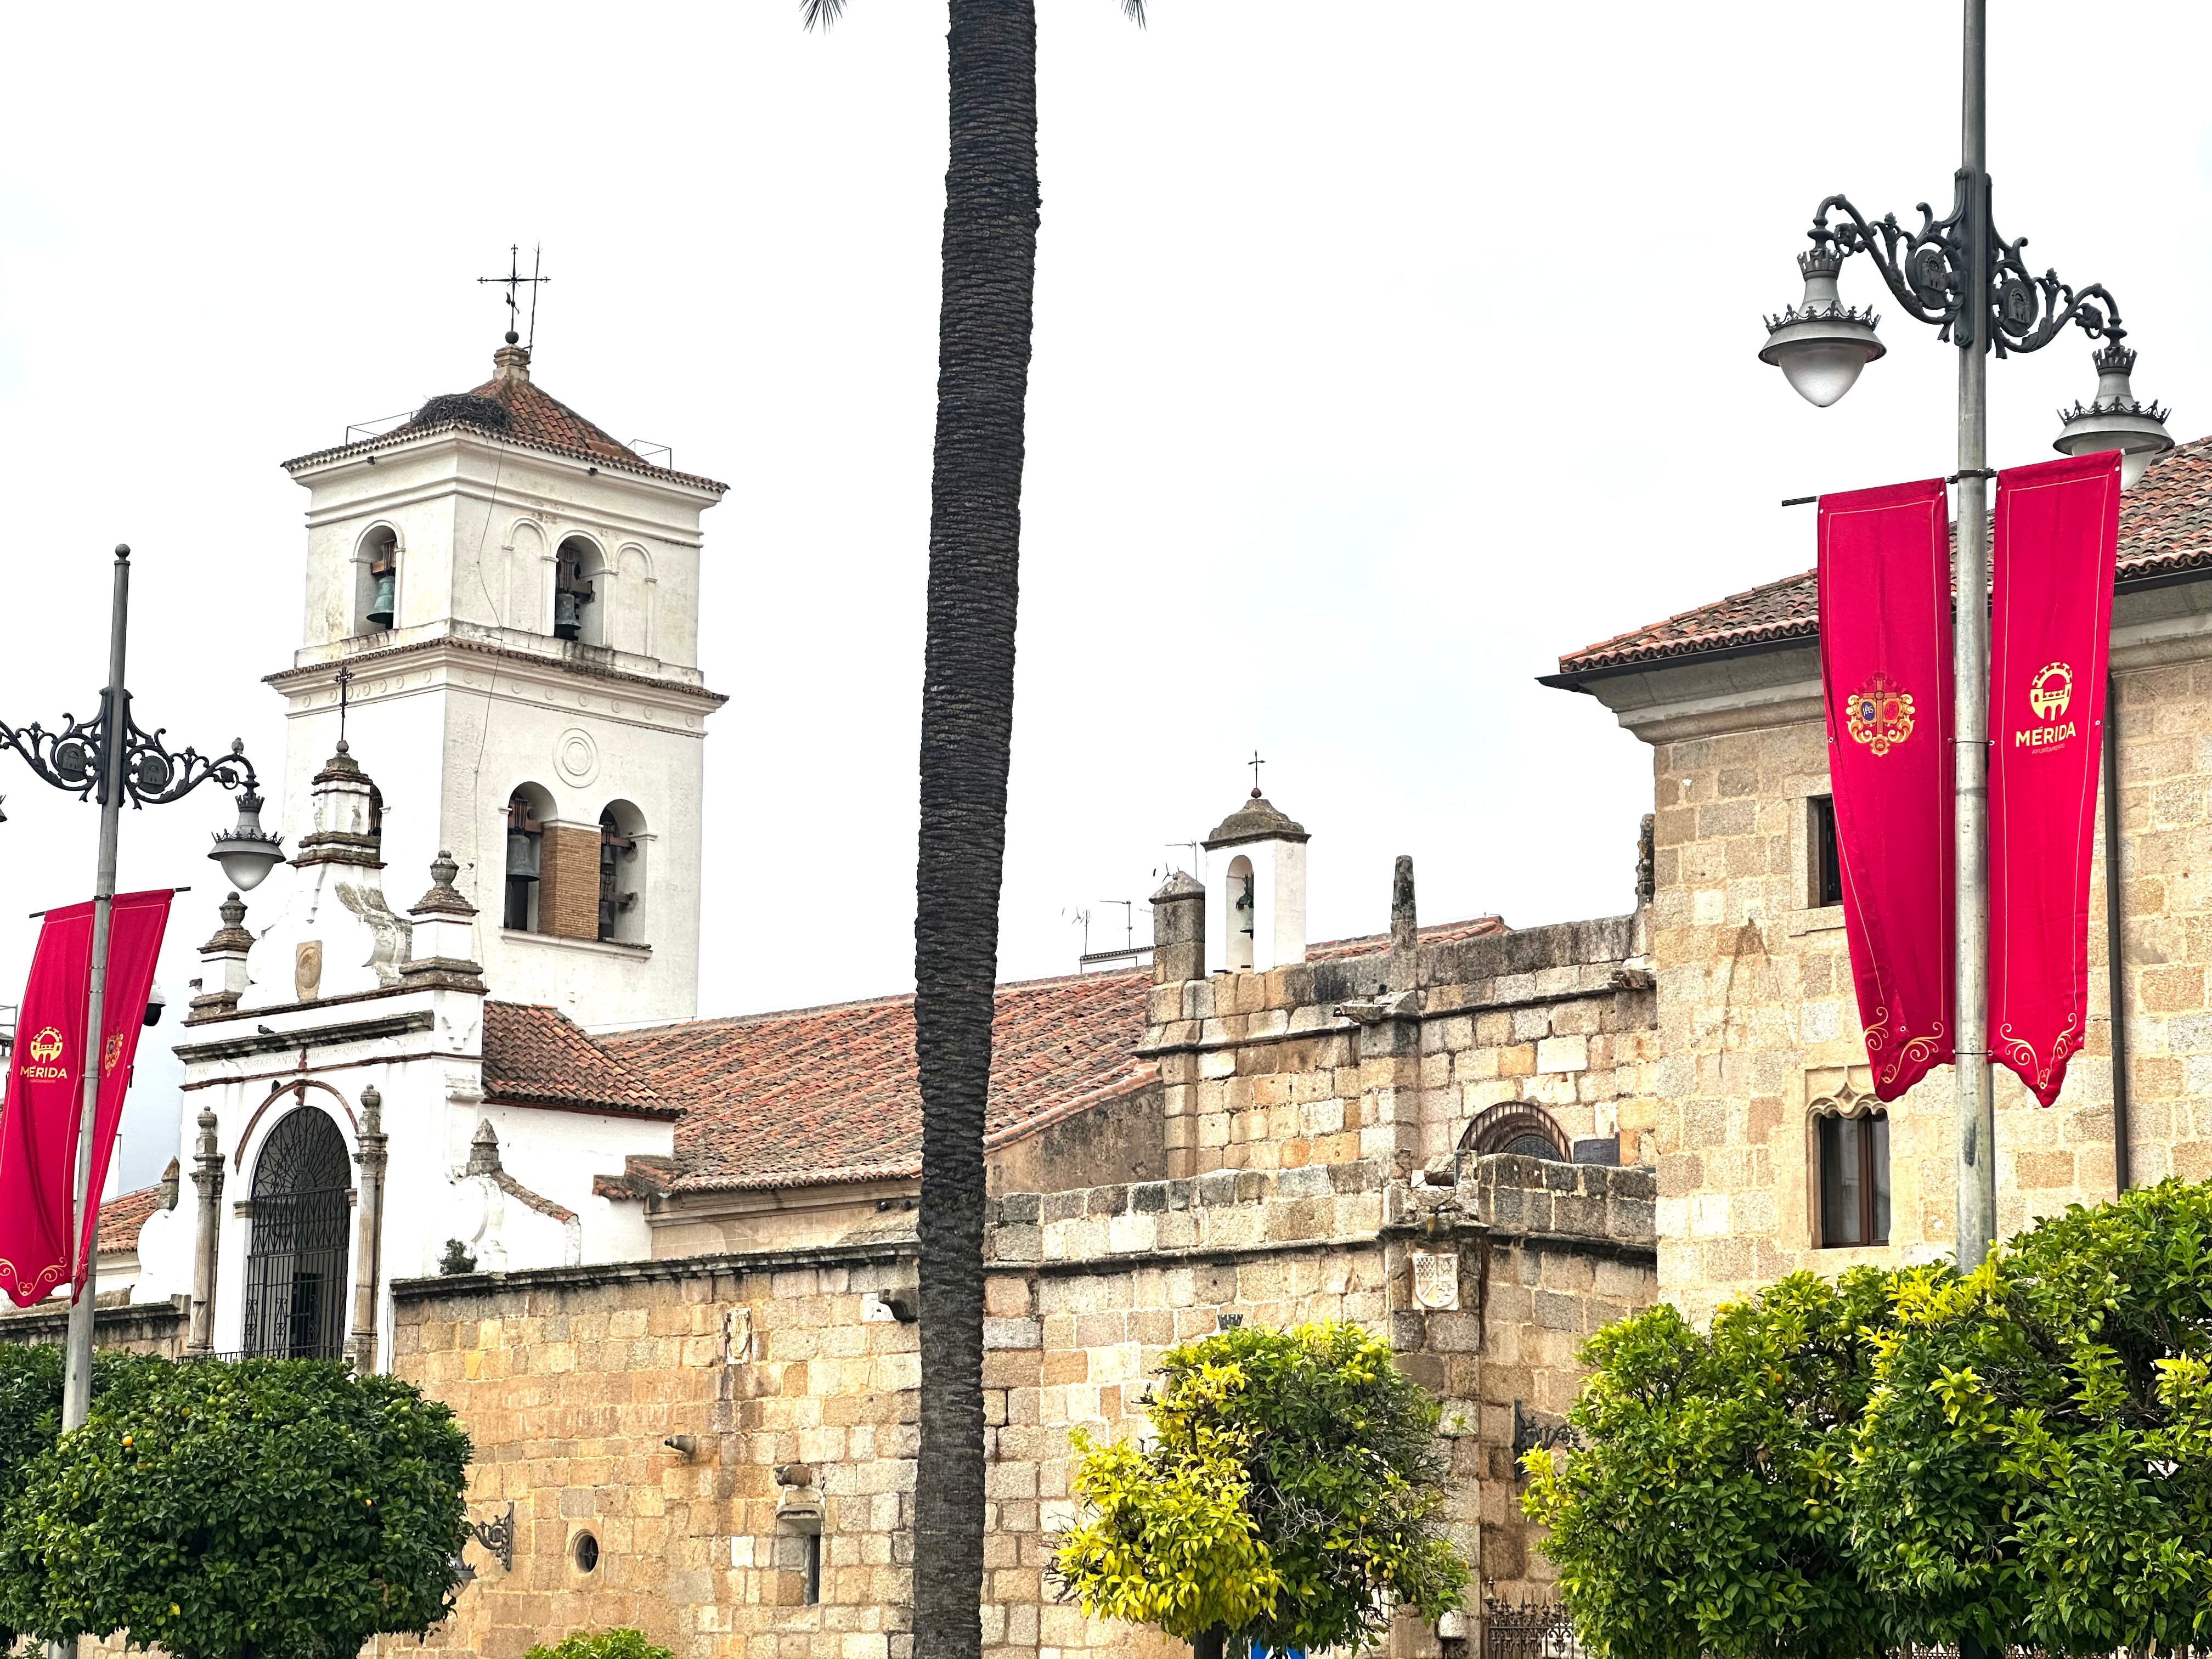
left=1818, top=1111, right=1891, bottom=1246
left=1810, top=794, right=1844, bottom=909
left=242, top=1108, right=352, bottom=1359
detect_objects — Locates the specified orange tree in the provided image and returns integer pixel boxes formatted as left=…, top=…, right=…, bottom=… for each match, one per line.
left=0, top=1354, right=469, bottom=1659
left=1056, top=1322, right=1466, bottom=1659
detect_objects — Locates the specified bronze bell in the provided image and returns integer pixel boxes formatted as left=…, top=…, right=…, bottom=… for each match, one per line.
left=553, top=588, right=582, bottom=639
left=367, top=571, right=396, bottom=629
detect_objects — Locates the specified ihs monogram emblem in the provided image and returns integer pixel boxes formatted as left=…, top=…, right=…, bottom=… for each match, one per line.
left=1845, top=671, right=1916, bottom=758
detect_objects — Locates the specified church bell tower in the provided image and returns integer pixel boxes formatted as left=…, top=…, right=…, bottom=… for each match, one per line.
left=269, top=335, right=727, bottom=1024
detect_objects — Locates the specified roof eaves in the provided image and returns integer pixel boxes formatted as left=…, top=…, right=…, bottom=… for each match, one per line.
left=282, top=420, right=729, bottom=495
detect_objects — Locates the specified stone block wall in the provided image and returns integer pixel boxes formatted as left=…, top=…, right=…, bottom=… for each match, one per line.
left=388, top=1244, right=919, bottom=1659
left=383, top=1154, right=1655, bottom=1659
left=0, top=1294, right=186, bottom=1357
left=1641, top=685, right=2204, bottom=1323
left=1139, top=919, right=1662, bottom=1187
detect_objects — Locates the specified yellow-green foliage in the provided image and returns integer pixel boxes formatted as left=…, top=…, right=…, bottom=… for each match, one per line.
left=1055, top=1322, right=1465, bottom=1651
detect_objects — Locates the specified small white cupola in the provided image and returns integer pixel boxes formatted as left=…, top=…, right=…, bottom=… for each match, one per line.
left=1202, top=788, right=1310, bottom=974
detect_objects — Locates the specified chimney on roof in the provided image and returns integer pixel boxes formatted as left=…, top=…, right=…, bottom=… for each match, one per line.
left=493, top=338, right=532, bottom=386
left=1149, top=870, right=1205, bottom=985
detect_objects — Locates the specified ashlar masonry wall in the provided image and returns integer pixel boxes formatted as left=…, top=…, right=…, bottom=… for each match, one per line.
left=1141, top=917, right=1663, bottom=1182
left=1637, top=645, right=2212, bottom=1323
left=385, top=1154, right=1655, bottom=1659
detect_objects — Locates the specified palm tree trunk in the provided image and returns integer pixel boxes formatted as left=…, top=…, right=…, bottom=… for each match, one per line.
left=911, top=4, right=1037, bottom=1659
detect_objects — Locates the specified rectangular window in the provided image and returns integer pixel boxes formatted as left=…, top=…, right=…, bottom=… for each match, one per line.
left=1818, top=1111, right=1890, bottom=1246
left=1810, top=794, right=1844, bottom=909
left=803, top=1531, right=822, bottom=1606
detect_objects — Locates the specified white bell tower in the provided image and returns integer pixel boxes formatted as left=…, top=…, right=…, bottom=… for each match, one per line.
left=1202, top=788, right=1309, bottom=974
left=268, top=336, right=727, bottom=1025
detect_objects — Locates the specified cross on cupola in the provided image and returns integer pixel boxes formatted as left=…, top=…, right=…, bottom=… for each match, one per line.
left=1248, top=750, right=1265, bottom=794
left=477, top=244, right=550, bottom=348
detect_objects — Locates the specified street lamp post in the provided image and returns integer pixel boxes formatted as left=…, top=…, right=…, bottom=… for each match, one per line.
left=0, top=544, right=285, bottom=1430
left=1757, top=0, right=2171, bottom=1272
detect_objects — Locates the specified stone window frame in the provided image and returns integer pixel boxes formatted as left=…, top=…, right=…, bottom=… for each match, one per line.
left=1783, top=777, right=1848, bottom=938
left=1805, top=1077, right=1891, bottom=1249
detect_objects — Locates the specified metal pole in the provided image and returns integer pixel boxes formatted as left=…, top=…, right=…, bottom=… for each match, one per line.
left=61, top=544, right=131, bottom=1432
left=1952, top=0, right=1999, bottom=1272
left=2103, top=672, right=2132, bottom=1193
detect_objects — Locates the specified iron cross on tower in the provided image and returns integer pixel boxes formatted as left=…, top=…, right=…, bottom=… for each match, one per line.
left=477, top=244, right=549, bottom=347
left=334, top=664, right=353, bottom=746
left=1248, top=750, right=1265, bottom=794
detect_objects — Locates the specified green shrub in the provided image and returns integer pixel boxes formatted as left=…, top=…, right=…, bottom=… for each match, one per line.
left=1522, top=1268, right=1900, bottom=1659
left=1056, top=1321, right=1466, bottom=1652
left=0, top=1355, right=471, bottom=1659
left=1846, top=1180, right=2212, bottom=1655
left=527, top=1630, right=677, bottom=1659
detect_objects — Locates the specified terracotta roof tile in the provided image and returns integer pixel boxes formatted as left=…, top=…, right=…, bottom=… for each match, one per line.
left=482, top=1002, right=674, bottom=1118
left=1555, top=433, right=2212, bottom=675
left=97, top=1184, right=163, bottom=1253
left=284, top=354, right=726, bottom=493
left=602, top=970, right=1155, bottom=1193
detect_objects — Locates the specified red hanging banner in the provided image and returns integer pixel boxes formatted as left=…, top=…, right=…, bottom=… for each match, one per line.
left=0, top=889, right=173, bottom=1307
left=1819, top=478, right=1956, bottom=1101
left=1989, top=450, right=2120, bottom=1107
left=76, top=890, right=174, bottom=1283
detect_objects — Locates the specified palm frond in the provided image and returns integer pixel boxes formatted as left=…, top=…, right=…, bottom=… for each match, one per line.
left=1122, top=0, right=1147, bottom=23
left=802, top=0, right=844, bottom=31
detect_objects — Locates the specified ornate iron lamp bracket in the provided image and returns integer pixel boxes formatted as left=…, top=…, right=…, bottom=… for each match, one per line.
left=0, top=689, right=259, bottom=808
left=1810, top=170, right=2130, bottom=358
left=1511, top=1398, right=1579, bottom=1462
left=468, top=1502, right=515, bottom=1572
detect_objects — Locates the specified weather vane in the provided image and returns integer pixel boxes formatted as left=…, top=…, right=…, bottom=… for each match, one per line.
left=477, top=244, right=549, bottom=348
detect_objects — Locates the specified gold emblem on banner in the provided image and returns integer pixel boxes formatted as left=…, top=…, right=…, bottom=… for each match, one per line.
left=1845, top=672, right=1915, bottom=757
left=104, top=1032, right=126, bottom=1075
left=2015, top=660, right=2079, bottom=751
left=22, top=1024, right=69, bottom=1081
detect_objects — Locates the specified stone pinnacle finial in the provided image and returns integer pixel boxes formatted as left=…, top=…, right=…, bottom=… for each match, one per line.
left=466, top=1119, right=502, bottom=1177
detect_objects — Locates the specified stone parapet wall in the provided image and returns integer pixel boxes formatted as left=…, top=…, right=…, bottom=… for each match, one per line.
left=1139, top=917, right=1661, bottom=1187
left=0, top=1294, right=187, bottom=1357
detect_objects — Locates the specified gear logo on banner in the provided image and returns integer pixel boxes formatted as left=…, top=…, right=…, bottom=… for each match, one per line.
left=1846, top=671, right=1916, bottom=757
left=2017, top=661, right=2079, bottom=751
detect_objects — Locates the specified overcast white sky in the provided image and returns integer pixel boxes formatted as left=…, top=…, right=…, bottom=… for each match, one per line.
left=5, top=3, right=2211, bottom=1187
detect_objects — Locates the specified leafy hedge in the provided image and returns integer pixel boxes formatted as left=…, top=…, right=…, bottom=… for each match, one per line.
left=1525, top=1178, right=2212, bottom=1659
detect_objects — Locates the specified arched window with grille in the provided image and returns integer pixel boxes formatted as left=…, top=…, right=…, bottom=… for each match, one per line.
left=1459, top=1102, right=1570, bottom=1162
left=242, top=1107, right=352, bottom=1359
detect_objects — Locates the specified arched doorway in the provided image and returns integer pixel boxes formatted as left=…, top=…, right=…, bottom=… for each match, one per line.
left=242, top=1109, right=352, bottom=1359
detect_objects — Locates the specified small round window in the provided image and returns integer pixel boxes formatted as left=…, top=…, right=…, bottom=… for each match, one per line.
left=573, top=1531, right=600, bottom=1573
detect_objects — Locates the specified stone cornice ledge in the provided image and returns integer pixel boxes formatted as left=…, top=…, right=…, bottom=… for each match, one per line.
left=390, top=1239, right=917, bottom=1301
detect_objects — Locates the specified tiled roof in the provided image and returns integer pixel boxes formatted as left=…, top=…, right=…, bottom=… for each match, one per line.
left=602, top=969, right=1155, bottom=1192
left=97, top=1184, right=162, bottom=1253
left=482, top=1002, right=676, bottom=1119
left=283, top=352, right=727, bottom=494
left=1308, top=915, right=1508, bottom=962
left=1555, top=434, right=2212, bottom=675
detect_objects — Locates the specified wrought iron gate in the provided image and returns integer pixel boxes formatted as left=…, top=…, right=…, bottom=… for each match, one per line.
left=241, top=1107, right=351, bottom=1359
